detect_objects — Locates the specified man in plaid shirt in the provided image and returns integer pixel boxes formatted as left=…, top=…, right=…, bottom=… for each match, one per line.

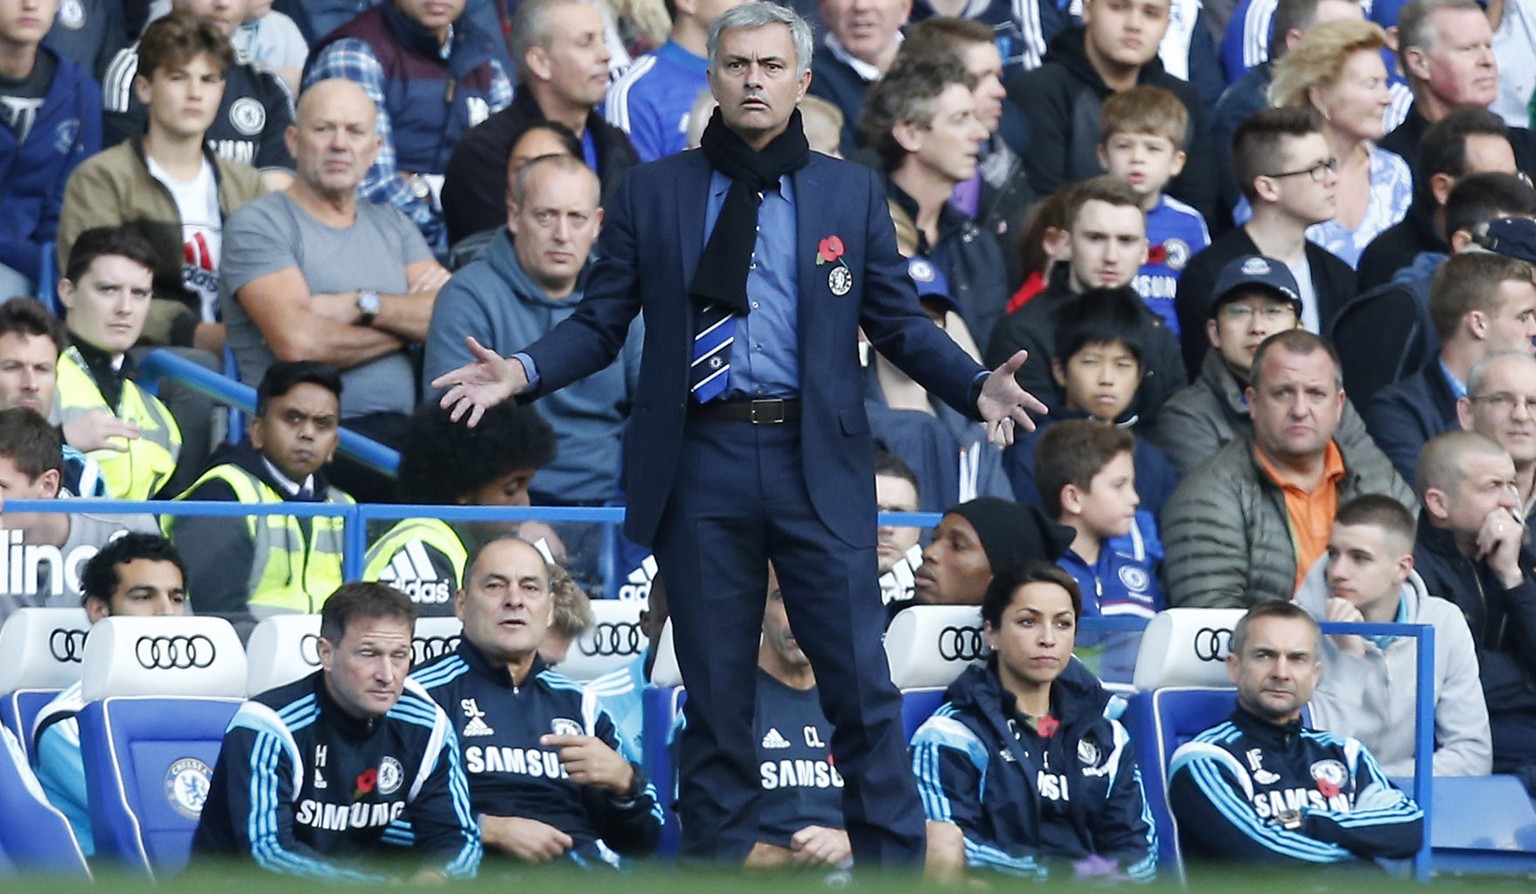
left=305, top=0, right=512, bottom=253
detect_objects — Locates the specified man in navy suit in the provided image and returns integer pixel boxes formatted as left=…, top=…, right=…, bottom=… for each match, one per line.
left=432, top=1, right=1045, bottom=868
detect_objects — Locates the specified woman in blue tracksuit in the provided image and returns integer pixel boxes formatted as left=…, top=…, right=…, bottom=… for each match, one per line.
left=910, top=562, right=1157, bottom=880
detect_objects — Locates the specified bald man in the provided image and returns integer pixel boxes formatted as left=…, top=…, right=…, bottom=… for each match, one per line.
left=1458, top=351, right=1536, bottom=521
left=220, top=78, right=452, bottom=502
left=1414, top=430, right=1536, bottom=792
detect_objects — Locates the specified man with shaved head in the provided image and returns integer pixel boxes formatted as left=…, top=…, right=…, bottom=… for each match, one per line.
left=1458, top=351, right=1536, bottom=522
left=1414, top=430, right=1536, bottom=792
left=220, top=78, right=452, bottom=501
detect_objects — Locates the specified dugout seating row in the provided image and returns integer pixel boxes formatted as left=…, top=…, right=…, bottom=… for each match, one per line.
left=642, top=606, right=1536, bottom=878
left=0, top=602, right=1532, bottom=878
left=0, top=599, right=647, bottom=878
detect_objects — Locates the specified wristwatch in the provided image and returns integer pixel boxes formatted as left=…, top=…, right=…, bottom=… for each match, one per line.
left=356, top=290, right=382, bottom=326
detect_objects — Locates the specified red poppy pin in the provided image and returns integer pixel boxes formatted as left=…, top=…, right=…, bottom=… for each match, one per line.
left=817, top=235, right=853, bottom=296
left=354, top=768, right=378, bottom=800
left=1147, top=242, right=1168, bottom=265
left=1037, top=715, right=1060, bottom=738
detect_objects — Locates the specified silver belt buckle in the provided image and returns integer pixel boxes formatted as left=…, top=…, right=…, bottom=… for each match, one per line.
left=749, top=399, right=787, bottom=425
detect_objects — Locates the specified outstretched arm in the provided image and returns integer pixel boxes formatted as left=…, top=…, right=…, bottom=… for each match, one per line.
left=431, top=337, right=531, bottom=427
left=978, top=350, right=1050, bottom=445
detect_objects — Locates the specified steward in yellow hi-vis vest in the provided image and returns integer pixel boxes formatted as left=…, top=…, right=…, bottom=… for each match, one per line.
left=363, top=517, right=468, bottom=615
left=51, top=227, right=183, bottom=501
left=53, top=344, right=181, bottom=501
left=164, top=361, right=351, bottom=633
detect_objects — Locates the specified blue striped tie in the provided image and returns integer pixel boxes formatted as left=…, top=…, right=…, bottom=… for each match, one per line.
left=689, top=303, right=735, bottom=402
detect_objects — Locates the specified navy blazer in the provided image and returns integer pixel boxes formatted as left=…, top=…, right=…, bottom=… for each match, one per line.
left=523, top=149, right=988, bottom=548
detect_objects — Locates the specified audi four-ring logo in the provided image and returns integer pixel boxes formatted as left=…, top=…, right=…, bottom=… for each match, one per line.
left=49, top=627, right=88, bottom=663
left=299, top=633, right=322, bottom=667
left=937, top=626, right=986, bottom=662
left=580, top=621, right=643, bottom=657
left=135, top=635, right=217, bottom=670
left=413, top=635, right=460, bottom=664
left=1192, top=627, right=1233, bottom=662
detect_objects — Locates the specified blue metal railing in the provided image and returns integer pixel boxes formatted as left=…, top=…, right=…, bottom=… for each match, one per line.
left=133, top=349, right=401, bottom=478
left=3, top=501, right=945, bottom=584
left=1318, top=620, right=1436, bottom=882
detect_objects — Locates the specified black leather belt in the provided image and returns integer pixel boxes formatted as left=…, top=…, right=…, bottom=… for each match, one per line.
left=687, top=398, right=802, bottom=424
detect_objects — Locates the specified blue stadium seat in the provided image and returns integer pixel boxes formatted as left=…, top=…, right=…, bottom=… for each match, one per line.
left=1123, top=609, right=1248, bottom=875
left=75, top=617, right=247, bottom=877
left=1425, top=775, right=1536, bottom=873
left=0, top=608, right=91, bottom=759
left=642, top=620, right=684, bottom=856
left=244, top=614, right=322, bottom=696
left=1122, top=686, right=1237, bottom=873
left=0, top=726, right=90, bottom=877
left=222, top=344, right=244, bottom=447
left=35, top=242, right=57, bottom=315
left=885, top=605, right=986, bottom=737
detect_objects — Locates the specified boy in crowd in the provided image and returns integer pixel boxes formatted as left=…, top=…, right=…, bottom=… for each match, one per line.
left=986, top=177, right=1186, bottom=422
left=1004, top=289, right=1181, bottom=519
left=58, top=10, right=266, bottom=356
left=1035, top=420, right=1165, bottom=620
left=1295, top=494, right=1491, bottom=777
left=102, top=0, right=295, bottom=180
left=1098, top=86, right=1209, bottom=339
left=0, top=0, right=100, bottom=298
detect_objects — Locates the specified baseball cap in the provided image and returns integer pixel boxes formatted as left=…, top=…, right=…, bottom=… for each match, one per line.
left=1471, top=217, right=1536, bottom=264
left=1208, top=255, right=1303, bottom=318
left=907, top=256, right=961, bottom=317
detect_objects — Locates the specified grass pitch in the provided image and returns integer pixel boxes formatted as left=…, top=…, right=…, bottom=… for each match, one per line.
left=9, top=862, right=1531, bottom=894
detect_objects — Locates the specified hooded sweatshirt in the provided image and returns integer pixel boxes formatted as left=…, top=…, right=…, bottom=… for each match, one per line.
left=910, top=659, right=1157, bottom=879
left=422, top=228, right=641, bottom=504
left=1293, top=556, right=1492, bottom=777
left=1004, top=28, right=1218, bottom=223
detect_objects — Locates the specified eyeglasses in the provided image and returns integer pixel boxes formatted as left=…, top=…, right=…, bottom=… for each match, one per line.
left=1262, top=157, right=1339, bottom=183
left=1469, top=392, right=1536, bottom=413
left=1220, top=304, right=1298, bottom=323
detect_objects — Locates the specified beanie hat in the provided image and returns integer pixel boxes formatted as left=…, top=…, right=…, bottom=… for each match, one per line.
left=946, top=496, right=1076, bottom=572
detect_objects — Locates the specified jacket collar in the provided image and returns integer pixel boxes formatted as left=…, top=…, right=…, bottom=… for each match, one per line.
left=382, top=2, right=452, bottom=61
left=456, top=636, right=546, bottom=689
left=312, top=668, right=386, bottom=738
left=1199, top=346, right=1251, bottom=419
left=1228, top=703, right=1305, bottom=747
left=1044, top=27, right=1170, bottom=95
left=882, top=171, right=968, bottom=252
left=128, top=135, right=225, bottom=188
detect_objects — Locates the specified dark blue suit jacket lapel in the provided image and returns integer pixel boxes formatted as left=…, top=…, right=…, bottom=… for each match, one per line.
left=677, top=152, right=711, bottom=305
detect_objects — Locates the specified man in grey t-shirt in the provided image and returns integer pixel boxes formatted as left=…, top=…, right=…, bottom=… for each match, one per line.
left=220, top=78, right=450, bottom=501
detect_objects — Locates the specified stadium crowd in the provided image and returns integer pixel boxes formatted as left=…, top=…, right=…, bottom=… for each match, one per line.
left=1, top=0, right=1536, bottom=879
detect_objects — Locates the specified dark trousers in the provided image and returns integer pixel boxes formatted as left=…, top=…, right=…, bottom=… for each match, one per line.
left=651, top=418, right=924, bottom=867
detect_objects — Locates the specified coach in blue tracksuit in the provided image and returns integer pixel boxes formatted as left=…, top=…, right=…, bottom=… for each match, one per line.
left=911, top=563, right=1157, bottom=881
left=1169, top=601, right=1422, bottom=866
left=193, top=583, right=481, bottom=880
left=412, top=537, right=661, bottom=867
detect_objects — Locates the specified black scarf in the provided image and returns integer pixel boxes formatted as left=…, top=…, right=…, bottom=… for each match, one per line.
left=689, top=107, right=810, bottom=314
